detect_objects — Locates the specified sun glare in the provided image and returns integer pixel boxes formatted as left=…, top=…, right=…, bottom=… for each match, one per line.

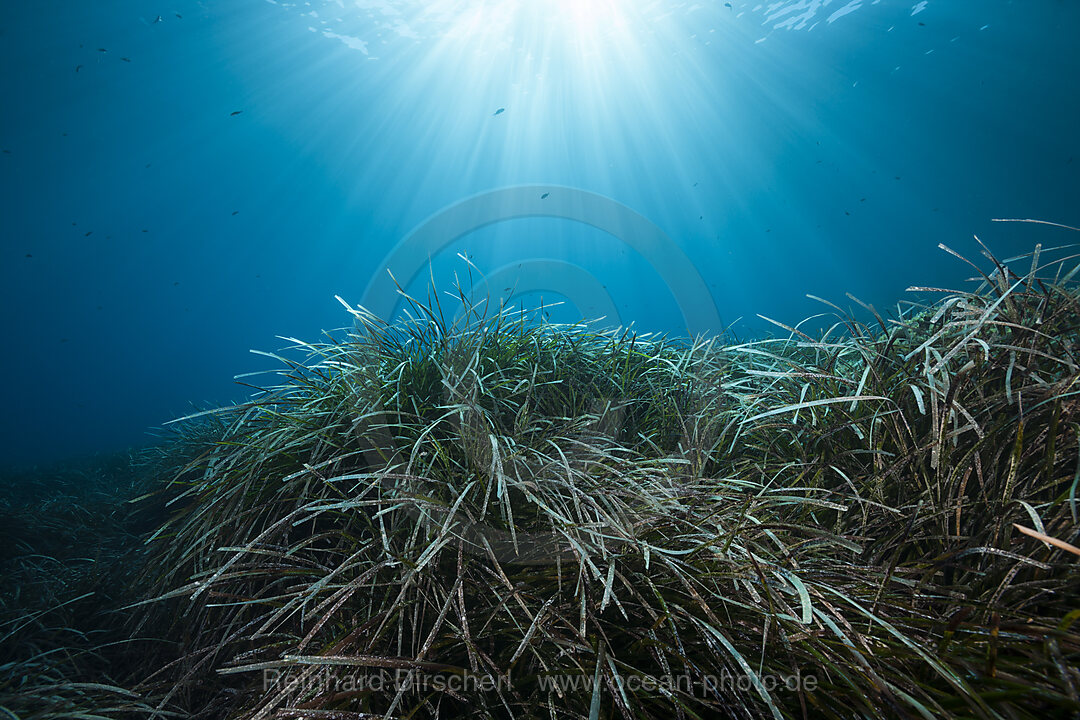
left=435, top=0, right=640, bottom=60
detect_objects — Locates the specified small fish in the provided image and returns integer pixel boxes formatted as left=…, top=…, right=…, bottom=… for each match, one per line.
left=230, top=110, right=243, bottom=116
left=175, top=12, right=182, bottom=18
left=142, top=229, right=148, bottom=232
left=84, top=231, right=93, bottom=237
left=153, top=15, right=163, bottom=23
left=97, top=48, right=107, bottom=52
left=540, top=192, right=549, bottom=199
left=493, top=107, right=505, bottom=116
left=75, top=64, right=83, bottom=72
left=232, top=210, right=239, bottom=215
left=121, top=57, right=131, bottom=62
left=174, top=281, right=180, bottom=286
left=1, top=149, right=10, bottom=154
left=724, top=2, right=732, bottom=7
left=25, top=253, right=32, bottom=258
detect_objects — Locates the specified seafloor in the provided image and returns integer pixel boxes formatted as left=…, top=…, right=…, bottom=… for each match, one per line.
left=3, top=244, right=1079, bottom=719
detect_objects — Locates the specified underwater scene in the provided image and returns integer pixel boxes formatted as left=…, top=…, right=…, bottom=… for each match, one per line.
left=2, top=0, right=1079, bottom=717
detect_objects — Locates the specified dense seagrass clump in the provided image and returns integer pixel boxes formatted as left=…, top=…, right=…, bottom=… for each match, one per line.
left=127, top=241, right=1080, bottom=720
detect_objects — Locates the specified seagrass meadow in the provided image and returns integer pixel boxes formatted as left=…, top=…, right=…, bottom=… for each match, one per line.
left=3, top=240, right=1080, bottom=720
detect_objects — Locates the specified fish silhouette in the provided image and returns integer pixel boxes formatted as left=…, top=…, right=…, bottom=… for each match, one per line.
left=541, top=192, right=550, bottom=199
left=493, top=107, right=505, bottom=116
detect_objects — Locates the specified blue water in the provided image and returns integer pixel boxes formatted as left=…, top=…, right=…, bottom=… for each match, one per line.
left=1, top=0, right=1077, bottom=471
